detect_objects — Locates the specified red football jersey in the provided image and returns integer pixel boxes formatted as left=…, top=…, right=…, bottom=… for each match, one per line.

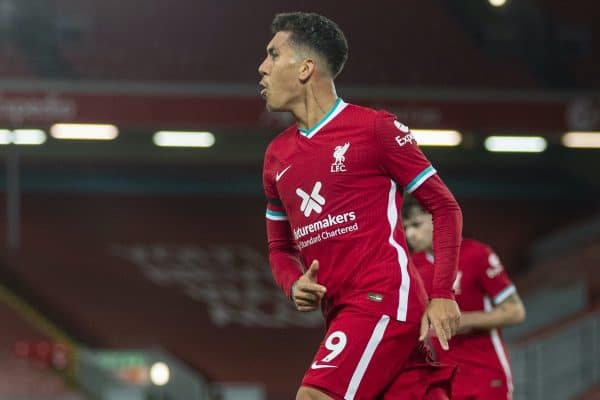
left=412, top=239, right=516, bottom=396
left=263, top=99, right=461, bottom=324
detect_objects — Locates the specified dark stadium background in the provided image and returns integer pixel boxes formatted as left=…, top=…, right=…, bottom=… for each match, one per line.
left=0, top=1, right=598, bottom=399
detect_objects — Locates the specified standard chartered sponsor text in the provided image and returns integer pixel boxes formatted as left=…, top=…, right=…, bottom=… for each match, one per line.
left=294, top=211, right=358, bottom=249
left=297, top=223, right=359, bottom=249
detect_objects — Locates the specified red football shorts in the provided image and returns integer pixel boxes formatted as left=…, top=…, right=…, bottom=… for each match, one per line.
left=301, top=309, right=456, bottom=399
left=451, top=369, right=511, bottom=400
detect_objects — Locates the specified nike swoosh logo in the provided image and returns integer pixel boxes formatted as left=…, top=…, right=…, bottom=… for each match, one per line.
left=310, top=362, right=336, bottom=370
left=275, top=165, right=292, bottom=182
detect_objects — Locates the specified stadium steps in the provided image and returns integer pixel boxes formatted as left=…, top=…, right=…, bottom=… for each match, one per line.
left=572, top=384, right=600, bottom=400
left=0, top=283, right=85, bottom=399
left=525, top=213, right=600, bottom=305
left=0, top=43, right=33, bottom=78
left=531, top=0, right=600, bottom=88
left=507, top=214, right=600, bottom=399
left=52, top=0, right=537, bottom=87
left=509, top=307, right=599, bottom=400
left=1, top=193, right=322, bottom=399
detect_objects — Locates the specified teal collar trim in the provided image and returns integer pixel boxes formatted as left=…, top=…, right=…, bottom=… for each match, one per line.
left=298, top=98, right=348, bottom=139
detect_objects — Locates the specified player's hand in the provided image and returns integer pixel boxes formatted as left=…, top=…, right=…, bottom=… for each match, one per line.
left=456, top=312, right=475, bottom=334
left=292, top=260, right=327, bottom=312
left=419, top=298, right=461, bottom=350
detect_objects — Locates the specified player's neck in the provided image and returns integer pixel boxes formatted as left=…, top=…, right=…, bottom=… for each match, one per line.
left=292, top=81, right=338, bottom=131
left=425, top=250, right=434, bottom=263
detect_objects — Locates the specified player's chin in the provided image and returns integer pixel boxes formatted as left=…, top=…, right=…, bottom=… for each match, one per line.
left=266, top=102, right=283, bottom=112
left=265, top=98, right=287, bottom=112
left=411, top=243, right=427, bottom=252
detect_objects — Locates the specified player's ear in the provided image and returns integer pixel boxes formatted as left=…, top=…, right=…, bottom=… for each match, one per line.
left=298, top=58, right=315, bottom=82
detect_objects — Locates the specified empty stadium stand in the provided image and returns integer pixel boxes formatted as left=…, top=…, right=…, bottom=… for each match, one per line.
left=2, top=194, right=324, bottom=399
left=520, top=213, right=600, bottom=304
left=2, top=1, right=597, bottom=88
left=0, top=43, right=32, bottom=77
left=0, top=191, right=596, bottom=399
left=49, top=0, right=538, bottom=87
left=531, top=0, right=600, bottom=87
left=0, top=295, right=84, bottom=399
left=506, top=213, right=600, bottom=399
left=573, top=384, right=600, bottom=400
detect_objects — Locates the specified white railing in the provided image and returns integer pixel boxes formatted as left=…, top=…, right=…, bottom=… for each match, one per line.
left=509, top=311, right=599, bottom=400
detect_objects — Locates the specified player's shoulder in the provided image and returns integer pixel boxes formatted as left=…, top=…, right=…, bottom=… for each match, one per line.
left=460, top=238, right=498, bottom=272
left=344, top=102, right=378, bottom=116
left=344, top=104, right=411, bottom=137
left=461, top=238, right=492, bottom=255
left=461, top=237, right=489, bottom=250
left=348, top=104, right=400, bottom=121
left=343, top=103, right=398, bottom=121
left=265, top=124, right=297, bottom=155
left=336, top=103, right=378, bottom=127
left=371, top=107, right=411, bottom=134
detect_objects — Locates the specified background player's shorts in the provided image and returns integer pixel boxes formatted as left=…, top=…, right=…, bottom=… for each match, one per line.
left=301, top=308, right=456, bottom=400
left=451, top=369, right=511, bottom=400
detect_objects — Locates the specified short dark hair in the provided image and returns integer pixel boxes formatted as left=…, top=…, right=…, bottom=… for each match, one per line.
left=401, top=192, right=428, bottom=220
left=271, top=12, right=348, bottom=78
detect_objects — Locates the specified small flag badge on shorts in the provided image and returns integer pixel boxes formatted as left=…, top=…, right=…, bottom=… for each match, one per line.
left=367, top=292, right=384, bottom=302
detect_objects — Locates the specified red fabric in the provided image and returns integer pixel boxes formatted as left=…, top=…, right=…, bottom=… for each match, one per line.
left=263, top=101, right=461, bottom=323
left=301, top=309, right=456, bottom=399
left=413, top=239, right=515, bottom=399
left=412, top=175, right=463, bottom=299
left=265, top=217, right=303, bottom=297
left=424, top=386, right=451, bottom=400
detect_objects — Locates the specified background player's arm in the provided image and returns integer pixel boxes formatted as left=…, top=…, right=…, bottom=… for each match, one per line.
left=459, top=244, right=526, bottom=333
left=458, top=292, right=526, bottom=333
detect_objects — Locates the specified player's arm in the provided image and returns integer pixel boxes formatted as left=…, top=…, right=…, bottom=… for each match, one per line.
left=265, top=200, right=303, bottom=297
left=458, top=292, right=526, bottom=333
left=263, top=149, right=325, bottom=311
left=374, top=112, right=462, bottom=348
left=412, top=175, right=463, bottom=349
left=460, top=244, right=526, bottom=333
left=265, top=207, right=326, bottom=311
left=411, top=176, right=462, bottom=300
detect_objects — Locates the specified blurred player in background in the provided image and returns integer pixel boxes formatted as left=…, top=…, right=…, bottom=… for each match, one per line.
left=260, top=12, right=463, bottom=400
left=403, top=194, right=526, bottom=400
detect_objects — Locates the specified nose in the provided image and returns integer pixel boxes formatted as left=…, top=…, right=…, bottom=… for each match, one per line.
left=405, top=227, right=415, bottom=242
left=258, top=56, right=269, bottom=76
